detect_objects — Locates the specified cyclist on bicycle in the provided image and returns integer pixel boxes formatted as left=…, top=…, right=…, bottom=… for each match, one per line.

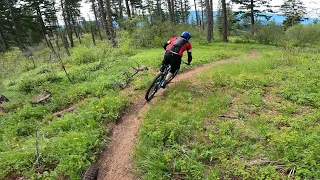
left=159, top=31, right=192, bottom=88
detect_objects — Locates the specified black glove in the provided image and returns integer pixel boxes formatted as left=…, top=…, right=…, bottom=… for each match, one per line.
left=163, top=42, right=169, bottom=50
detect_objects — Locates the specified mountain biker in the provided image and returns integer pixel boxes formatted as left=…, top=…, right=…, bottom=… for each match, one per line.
left=159, top=31, right=192, bottom=88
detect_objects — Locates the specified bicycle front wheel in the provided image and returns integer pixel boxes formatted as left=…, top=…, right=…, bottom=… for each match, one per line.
left=145, top=74, right=163, bottom=101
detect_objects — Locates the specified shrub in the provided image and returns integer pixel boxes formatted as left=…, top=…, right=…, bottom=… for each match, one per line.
left=284, top=24, right=320, bottom=47
left=17, top=73, right=62, bottom=93
left=70, top=45, right=101, bottom=64
left=254, top=22, right=284, bottom=45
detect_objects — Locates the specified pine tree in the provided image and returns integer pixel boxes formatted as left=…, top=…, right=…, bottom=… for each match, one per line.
left=104, top=0, right=117, bottom=47
left=6, top=0, right=28, bottom=51
left=231, top=0, right=272, bottom=34
left=91, top=0, right=103, bottom=40
left=280, top=0, right=307, bottom=28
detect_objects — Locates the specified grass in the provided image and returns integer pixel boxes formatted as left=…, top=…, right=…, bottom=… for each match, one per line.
left=134, top=48, right=320, bottom=179
left=0, top=35, right=267, bottom=179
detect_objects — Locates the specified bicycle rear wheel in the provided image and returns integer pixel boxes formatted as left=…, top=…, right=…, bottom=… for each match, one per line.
left=145, top=74, right=163, bottom=101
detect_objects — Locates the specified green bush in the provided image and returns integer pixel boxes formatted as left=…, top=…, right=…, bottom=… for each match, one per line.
left=17, top=73, right=62, bottom=93
left=70, top=45, right=101, bottom=64
left=254, top=22, right=284, bottom=45
left=284, top=24, right=320, bottom=47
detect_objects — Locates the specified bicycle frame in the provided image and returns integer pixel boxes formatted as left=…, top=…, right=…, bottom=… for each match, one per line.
left=145, top=62, right=187, bottom=101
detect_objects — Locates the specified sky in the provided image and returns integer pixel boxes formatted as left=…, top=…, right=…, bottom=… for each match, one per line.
left=77, top=0, right=320, bottom=21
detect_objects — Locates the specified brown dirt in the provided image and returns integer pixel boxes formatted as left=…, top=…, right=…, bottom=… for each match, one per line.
left=97, top=50, right=259, bottom=180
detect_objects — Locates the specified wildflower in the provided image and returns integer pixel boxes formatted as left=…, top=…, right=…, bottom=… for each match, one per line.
left=73, top=137, right=79, bottom=140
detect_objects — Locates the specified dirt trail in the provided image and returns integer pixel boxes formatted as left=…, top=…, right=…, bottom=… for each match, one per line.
left=97, top=50, right=259, bottom=180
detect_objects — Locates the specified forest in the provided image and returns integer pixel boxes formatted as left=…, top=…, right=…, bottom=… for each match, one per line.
left=0, top=0, right=320, bottom=179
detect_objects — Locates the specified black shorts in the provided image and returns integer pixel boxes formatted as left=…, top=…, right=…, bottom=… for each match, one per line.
left=160, top=51, right=182, bottom=73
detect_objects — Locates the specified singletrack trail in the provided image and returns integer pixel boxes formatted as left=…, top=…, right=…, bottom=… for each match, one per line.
left=97, top=50, right=259, bottom=180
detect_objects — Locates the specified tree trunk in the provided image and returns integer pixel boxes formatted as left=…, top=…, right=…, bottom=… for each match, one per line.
left=6, top=0, right=26, bottom=51
left=200, top=0, right=204, bottom=29
left=71, top=16, right=82, bottom=44
left=92, top=0, right=103, bottom=40
left=125, top=0, right=131, bottom=18
left=156, top=0, right=162, bottom=21
left=62, top=0, right=74, bottom=47
left=90, top=23, right=96, bottom=45
left=119, top=0, right=123, bottom=18
left=184, top=0, right=188, bottom=23
left=62, top=33, right=70, bottom=56
left=0, top=27, right=9, bottom=52
left=130, top=0, right=135, bottom=16
left=180, top=0, right=184, bottom=23
left=148, top=1, right=153, bottom=22
left=112, top=0, right=118, bottom=15
left=167, top=0, right=173, bottom=23
left=54, top=30, right=60, bottom=51
left=250, top=0, right=254, bottom=35
left=205, top=0, right=212, bottom=42
left=221, top=0, right=228, bottom=42
left=194, top=0, right=199, bottom=26
left=171, top=0, right=176, bottom=23
left=210, top=0, right=213, bottom=39
left=104, top=0, right=117, bottom=47
left=35, top=3, right=52, bottom=48
left=98, top=0, right=110, bottom=36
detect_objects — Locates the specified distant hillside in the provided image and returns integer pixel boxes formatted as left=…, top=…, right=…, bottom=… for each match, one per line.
left=188, top=11, right=316, bottom=25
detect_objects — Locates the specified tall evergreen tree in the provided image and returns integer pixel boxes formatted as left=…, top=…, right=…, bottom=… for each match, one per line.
left=167, top=0, right=176, bottom=23
left=0, top=0, right=10, bottom=52
left=125, top=0, right=131, bottom=18
left=231, top=0, right=272, bottom=34
left=6, top=0, right=26, bottom=51
left=90, top=0, right=103, bottom=40
left=280, top=0, right=307, bottom=28
left=104, top=0, right=117, bottom=47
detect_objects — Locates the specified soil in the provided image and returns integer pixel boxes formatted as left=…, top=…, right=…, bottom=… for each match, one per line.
left=96, top=50, right=259, bottom=180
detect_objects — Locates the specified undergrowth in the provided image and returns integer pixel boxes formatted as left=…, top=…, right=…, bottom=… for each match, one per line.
left=0, top=35, right=263, bottom=179
left=134, top=49, right=320, bottom=179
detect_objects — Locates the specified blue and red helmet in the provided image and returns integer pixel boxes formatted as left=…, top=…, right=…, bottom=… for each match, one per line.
left=181, top=31, right=191, bottom=40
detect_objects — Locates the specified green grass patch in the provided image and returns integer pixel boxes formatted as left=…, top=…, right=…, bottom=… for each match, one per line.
left=0, top=37, right=278, bottom=179
left=134, top=49, right=320, bottom=179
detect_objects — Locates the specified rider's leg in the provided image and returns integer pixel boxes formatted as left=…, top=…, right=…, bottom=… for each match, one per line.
left=161, top=55, right=181, bottom=88
left=160, top=72, right=172, bottom=88
left=165, top=72, right=173, bottom=81
left=159, top=53, right=169, bottom=75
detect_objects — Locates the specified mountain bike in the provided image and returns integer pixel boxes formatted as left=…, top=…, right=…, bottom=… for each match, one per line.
left=145, top=61, right=188, bottom=101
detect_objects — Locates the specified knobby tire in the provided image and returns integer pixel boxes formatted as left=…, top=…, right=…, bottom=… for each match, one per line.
left=145, top=74, right=163, bottom=101
left=82, top=164, right=98, bottom=180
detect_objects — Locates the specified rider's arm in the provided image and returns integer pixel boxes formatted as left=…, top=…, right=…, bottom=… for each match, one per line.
left=187, top=50, right=192, bottom=64
left=163, top=40, right=170, bottom=50
left=187, top=43, right=192, bottom=64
